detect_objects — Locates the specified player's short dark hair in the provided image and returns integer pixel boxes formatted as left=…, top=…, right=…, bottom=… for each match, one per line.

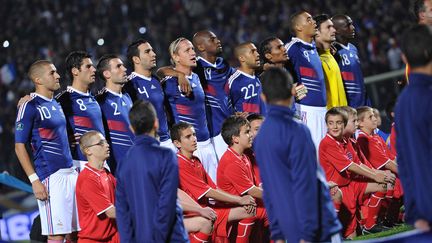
left=260, top=67, right=293, bottom=104
left=313, top=14, right=330, bottom=31
left=129, top=100, right=156, bottom=135
left=234, top=42, right=254, bottom=59
left=401, top=24, right=432, bottom=68
left=259, top=36, right=279, bottom=63
left=65, top=51, right=92, bottom=85
left=325, top=107, right=348, bottom=126
left=170, top=122, right=193, bottom=142
left=356, top=106, right=373, bottom=122
left=221, top=115, right=250, bottom=146
left=96, top=54, right=118, bottom=83
left=28, top=60, right=52, bottom=82
left=289, top=10, right=307, bottom=36
left=246, top=113, right=264, bottom=123
left=127, top=39, right=149, bottom=70
left=412, top=0, right=427, bottom=22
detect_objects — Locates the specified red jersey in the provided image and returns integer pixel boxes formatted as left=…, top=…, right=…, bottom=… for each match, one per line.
left=389, top=123, right=397, bottom=156
left=177, top=153, right=217, bottom=207
left=244, top=148, right=261, bottom=186
left=217, top=148, right=256, bottom=196
left=76, top=164, right=118, bottom=241
left=319, top=134, right=361, bottom=187
left=357, top=131, right=395, bottom=169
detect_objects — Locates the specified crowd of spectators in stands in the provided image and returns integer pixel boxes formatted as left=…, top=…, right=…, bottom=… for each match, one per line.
left=0, top=0, right=412, bottom=183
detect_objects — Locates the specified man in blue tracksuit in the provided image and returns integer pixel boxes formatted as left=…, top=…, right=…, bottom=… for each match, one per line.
left=396, top=24, right=432, bottom=232
left=254, top=67, right=342, bottom=243
left=115, top=100, right=188, bottom=242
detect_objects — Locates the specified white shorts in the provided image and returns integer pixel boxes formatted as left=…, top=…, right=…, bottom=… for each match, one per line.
left=194, top=139, right=219, bottom=183
left=211, top=133, right=228, bottom=161
left=295, top=103, right=327, bottom=151
left=38, top=167, right=80, bottom=235
left=160, top=138, right=178, bottom=153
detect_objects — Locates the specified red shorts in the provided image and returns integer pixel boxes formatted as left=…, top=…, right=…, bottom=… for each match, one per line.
left=340, top=180, right=367, bottom=237
left=213, top=207, right=231, bottom=237
left=78, top=232, right=119, bottom=243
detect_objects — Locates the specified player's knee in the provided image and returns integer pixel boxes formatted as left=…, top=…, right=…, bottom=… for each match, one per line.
left=197, top=217, right=213, bottom=234
left=331, top=186, right=342, bottom=203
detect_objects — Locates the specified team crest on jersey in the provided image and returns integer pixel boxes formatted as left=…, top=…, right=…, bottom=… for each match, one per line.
left=16, top=122, right=24, bottom=131
left=151, top=85, right=156, bottom=89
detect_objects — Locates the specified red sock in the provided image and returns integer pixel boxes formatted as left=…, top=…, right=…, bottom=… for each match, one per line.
left=236, top=218, right=255, bottom=243
left=190, top=232, right=211, bottom=243
left=364, top=191, right=386, bottom=229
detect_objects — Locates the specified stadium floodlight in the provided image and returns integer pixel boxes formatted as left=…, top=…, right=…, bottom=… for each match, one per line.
left=139, top=26, right=147, bottom=34
left=97, top=38, right=104, bottom=46
left=3, top=40, right=9, bottom=48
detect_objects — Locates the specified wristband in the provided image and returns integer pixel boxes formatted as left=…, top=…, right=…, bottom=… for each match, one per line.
left=28, top=173, right=39, bottom=183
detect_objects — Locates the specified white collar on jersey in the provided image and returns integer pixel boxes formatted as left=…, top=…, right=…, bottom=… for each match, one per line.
left=334, top=42, right=351, bottom=50
left=67, top=86, right=90, bottom=96
left=197, top=56, right=217, bottom=67
left=32, top=92, right=53, bottom=101
left=237, top=69, right=256, bottom=79
left=291, top=37, right=315, bottom=47
left=131, top=71, right=152, bottom=81
left=105, top=88, right=123, bottom=97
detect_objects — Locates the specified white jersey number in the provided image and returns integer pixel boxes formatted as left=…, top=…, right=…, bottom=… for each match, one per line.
left=111, top=102, right=121, bottom=115
left=36, top=106, right=51, bottom=120
left=241, top=84, right=258, bottom=100
left=341, top=54, right=351, bottom=66
left=76, top=99, right=87, bottom=111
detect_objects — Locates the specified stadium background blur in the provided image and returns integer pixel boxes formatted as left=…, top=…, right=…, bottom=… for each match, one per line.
left=0, top=0, right=411, bottom=190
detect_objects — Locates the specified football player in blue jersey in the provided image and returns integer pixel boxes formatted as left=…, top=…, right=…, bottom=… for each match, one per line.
left=285, top=11, right=328, bottom=150
left=164, top=37, right=219, bottom=182
left=125, top=39, right=176, bottom=151
left=15, top=60, right=79, bottom=242
left=332, top=14, right=371, bottom=108
left=56, top=51, right=106, bottom=164
left=192, top=30, right=237, bottom=160
left=228, top=42, right=266, bottom=116
left=96, top=54, right=134, bottom=175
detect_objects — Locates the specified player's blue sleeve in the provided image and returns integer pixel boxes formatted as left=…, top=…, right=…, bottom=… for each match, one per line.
left=15, top=102, right=35, bottom=143
left=163, top=78, right=178, bottom=99
left=262, top=188, right=284, bottom=240
left=115, top=164, right=134, bottom=243
left=229, top=81, right=243, bottom=112
left=291, top=126, right=320, bottom=242
left=153, top=150, right=179, bottom=242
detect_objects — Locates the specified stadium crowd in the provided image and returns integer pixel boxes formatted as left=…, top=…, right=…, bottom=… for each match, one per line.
left=2, top=0, right=431, bottom=242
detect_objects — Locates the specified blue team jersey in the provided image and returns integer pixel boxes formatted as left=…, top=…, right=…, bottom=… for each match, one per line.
left=195, top=56, right=236, bottom=137
left=286, top=38, right=327, bottom=107
left=334, top=42, right=370, bottom=107
left=254, top=104, right=341, bottom=242
left=56, top=86, right=105, bottom=160
left=163, top=73, right=210, bottom=142
left=116, top=135, right=188, bottom=243
left=15, top=93, right=73, bottom=181
left=124, top=72, right=170, bottom=142
left=96, top=88, right=134, bottom=173
left=395, top=73, right=432, bottom=224
left=227, top=70, right=266, bottom=115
